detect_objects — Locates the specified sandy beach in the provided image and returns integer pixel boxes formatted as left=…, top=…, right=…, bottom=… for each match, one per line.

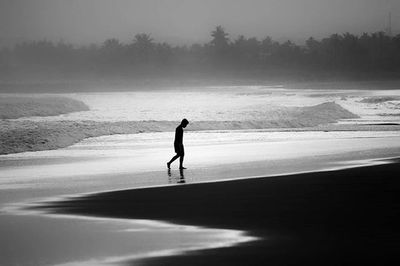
left=35, top=158, right=400, bottom=266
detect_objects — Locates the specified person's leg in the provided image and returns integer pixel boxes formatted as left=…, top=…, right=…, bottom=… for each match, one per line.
left=179, top=145, right=186, bottom=169
left=167, top=154, right=179, bottom=168
left=179, top=155, right=184, bottom=169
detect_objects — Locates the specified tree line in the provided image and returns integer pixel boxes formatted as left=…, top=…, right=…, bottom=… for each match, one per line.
left=1, top=26, right=400, bottom=79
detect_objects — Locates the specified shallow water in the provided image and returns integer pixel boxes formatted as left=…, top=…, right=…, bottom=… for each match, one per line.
left=1, top=130, right=400, bottom=187
left=0, top=212, right=254, bottom=266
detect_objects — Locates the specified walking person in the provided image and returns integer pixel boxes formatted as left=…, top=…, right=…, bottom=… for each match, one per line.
left=167, top=119, right=189, bottom=169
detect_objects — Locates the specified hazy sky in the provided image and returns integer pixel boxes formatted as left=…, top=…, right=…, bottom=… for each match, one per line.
left=1, top=0, right=399, bottom=46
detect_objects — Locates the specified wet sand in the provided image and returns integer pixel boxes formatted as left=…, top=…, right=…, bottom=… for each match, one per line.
left=35, top=159, right=400, bottom=266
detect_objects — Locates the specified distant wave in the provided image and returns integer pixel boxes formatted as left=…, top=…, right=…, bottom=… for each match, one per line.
left=0, top=96, right=89, bottom=119
left=189, top=102, right=357, bottom=129
left=359, top=96, right=400, bottom=104
left=378, top=113, right=400, bottom=117
left=0, top=102, right=358, bottom=155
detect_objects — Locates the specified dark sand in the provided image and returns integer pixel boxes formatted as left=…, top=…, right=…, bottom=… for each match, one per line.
left=35, top=160, right=400, bottom=266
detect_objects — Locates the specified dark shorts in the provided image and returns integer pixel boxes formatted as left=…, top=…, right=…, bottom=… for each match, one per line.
left=174, top=143, right=184, bottom=156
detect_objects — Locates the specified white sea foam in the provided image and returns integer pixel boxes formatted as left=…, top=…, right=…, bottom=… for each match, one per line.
left=4, top=86, right=347, bottom=122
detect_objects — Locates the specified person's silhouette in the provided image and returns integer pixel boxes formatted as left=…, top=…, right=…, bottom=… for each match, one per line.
left=167, top=118, right=189, bottom=169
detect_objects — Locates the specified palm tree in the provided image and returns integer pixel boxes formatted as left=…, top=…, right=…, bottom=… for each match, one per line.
left=132, top=33, right=154, bottom=63
left=102, top=38, right=122, bottom=50
left=210, top=26, right=230, bottom=61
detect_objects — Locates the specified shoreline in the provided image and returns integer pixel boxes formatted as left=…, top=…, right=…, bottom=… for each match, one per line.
left=33, top=159, right=400, bottom=265
left=20, top=156, right=394, bottom=203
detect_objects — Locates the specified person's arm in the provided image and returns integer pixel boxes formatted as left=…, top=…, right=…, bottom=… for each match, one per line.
left=176, top=126, right=183, bottom=144
left=174, top=127, right=178, bottom=143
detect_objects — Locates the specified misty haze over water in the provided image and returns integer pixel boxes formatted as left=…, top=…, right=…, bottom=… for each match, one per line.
left=1, top=0, right=400, bottom=86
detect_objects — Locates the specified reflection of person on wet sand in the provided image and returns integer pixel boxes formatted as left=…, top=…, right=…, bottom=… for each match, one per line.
left=167, top=169, right=186, bottom=184
left=167, top=119, right=189, bottom=170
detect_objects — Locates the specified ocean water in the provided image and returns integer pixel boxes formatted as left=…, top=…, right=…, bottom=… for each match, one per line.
left=1, top=84, right=400, bottom=266
left=5, top=85, right=400, bottom=124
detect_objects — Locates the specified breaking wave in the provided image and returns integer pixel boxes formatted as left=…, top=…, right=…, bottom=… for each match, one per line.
left=0, top=96, right=89, bottom=119
left=359, top=96, right=400, bottom=104
left=0, top=102, right=358, bottom=155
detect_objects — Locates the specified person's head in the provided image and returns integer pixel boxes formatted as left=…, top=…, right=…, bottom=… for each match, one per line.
left=181, top=118, right=189, bottom=128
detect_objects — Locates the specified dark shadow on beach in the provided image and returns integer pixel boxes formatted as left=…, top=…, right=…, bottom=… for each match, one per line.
left=34, top=160, right=400, bottom=266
